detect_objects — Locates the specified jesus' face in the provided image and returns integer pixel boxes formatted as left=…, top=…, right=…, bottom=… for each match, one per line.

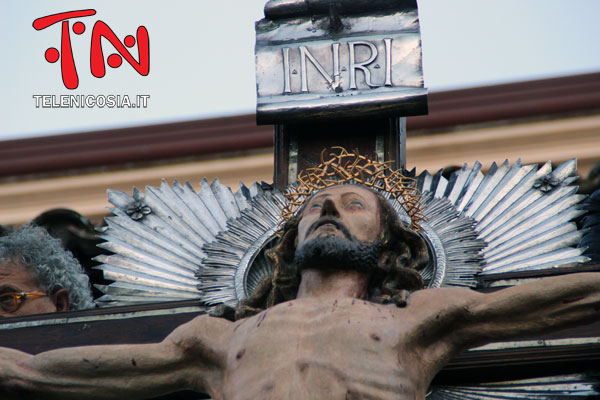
left=296, top=184, right=382, bottom=247
left=292, top=185, right=384, bottom=274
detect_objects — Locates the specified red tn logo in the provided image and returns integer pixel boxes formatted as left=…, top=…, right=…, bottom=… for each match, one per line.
left=33, top=9, right=150, bottom=90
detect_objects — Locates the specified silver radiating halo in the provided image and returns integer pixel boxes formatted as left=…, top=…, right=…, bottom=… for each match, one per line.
left=96, top=158, right=587, bottom=308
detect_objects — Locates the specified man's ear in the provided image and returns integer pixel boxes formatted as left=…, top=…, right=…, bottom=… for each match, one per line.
left=51, top=289, right=70, bottom=312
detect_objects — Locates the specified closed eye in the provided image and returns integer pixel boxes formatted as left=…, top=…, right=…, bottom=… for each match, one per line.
left=346, top=200, right=364, bottom=210
left=309, top=203, right=322, bottom=212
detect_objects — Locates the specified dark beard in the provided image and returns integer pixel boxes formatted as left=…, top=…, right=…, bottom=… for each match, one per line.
left=294, top=236, right=383, bottom=274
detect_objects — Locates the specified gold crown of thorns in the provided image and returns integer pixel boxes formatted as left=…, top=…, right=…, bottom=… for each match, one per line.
left=282, top=147, right=424, bottom=230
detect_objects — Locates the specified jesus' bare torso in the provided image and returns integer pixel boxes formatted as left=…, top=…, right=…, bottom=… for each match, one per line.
left=183, top=288, right=478, bottom=400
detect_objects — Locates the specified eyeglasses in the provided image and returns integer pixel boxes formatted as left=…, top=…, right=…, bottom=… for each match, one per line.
left=0, top=292, right=48, bottom=314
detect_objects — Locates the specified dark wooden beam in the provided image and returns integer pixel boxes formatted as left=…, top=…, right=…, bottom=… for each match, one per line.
left=273, top=117, right=405, bottom=189
left=2, top=266, right=600, bottom=385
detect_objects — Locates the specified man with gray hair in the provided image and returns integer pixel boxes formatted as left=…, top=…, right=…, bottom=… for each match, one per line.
left=0, top=224, right=94, bottom=317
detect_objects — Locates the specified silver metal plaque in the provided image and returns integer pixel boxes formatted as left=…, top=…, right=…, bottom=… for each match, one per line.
left=255, top=1, right=428, bottom=124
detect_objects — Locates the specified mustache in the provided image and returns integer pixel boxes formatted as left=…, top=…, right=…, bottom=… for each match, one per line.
left=306, top=217, right=354, bottom=240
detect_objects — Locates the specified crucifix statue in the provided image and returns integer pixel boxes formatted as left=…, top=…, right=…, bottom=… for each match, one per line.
left=1, top=1, right=599, bottom=399
left=1, top=150, right=600, bottom=400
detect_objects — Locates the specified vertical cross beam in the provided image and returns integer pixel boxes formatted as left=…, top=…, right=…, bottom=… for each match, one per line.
left=273, top=117, right=406, bottom=189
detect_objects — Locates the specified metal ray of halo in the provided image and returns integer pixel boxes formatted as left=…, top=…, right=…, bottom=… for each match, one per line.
left=427, top=373, right=600, bottom=399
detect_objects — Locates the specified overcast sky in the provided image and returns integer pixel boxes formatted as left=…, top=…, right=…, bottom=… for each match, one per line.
left=1, top=0, right=599, bottom=140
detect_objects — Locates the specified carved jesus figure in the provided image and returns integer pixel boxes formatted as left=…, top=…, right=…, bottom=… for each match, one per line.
left=1, top=184, right=600, bottom=400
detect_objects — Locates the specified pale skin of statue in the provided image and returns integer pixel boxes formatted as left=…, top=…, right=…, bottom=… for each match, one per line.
left=2, top=185, right=600, bottom=400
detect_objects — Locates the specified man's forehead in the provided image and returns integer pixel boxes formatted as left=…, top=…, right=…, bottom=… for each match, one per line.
left=308, top=184, right=379, bottom=201
left=0, top=260, right=19, bottom=273
left=0, top=260, right=34, bottom=285
left=301, top=185, right=383, bottom=219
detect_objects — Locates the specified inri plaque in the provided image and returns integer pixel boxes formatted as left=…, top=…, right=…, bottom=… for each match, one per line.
left=255, top=0, right=428, bottom=124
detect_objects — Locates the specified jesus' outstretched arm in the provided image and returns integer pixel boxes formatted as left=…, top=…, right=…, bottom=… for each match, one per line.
left=0, top=314, right=231, bottom=400
left=458, top=272, right=600, bottom=345
left=413, top=272, right=600, bottom=359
